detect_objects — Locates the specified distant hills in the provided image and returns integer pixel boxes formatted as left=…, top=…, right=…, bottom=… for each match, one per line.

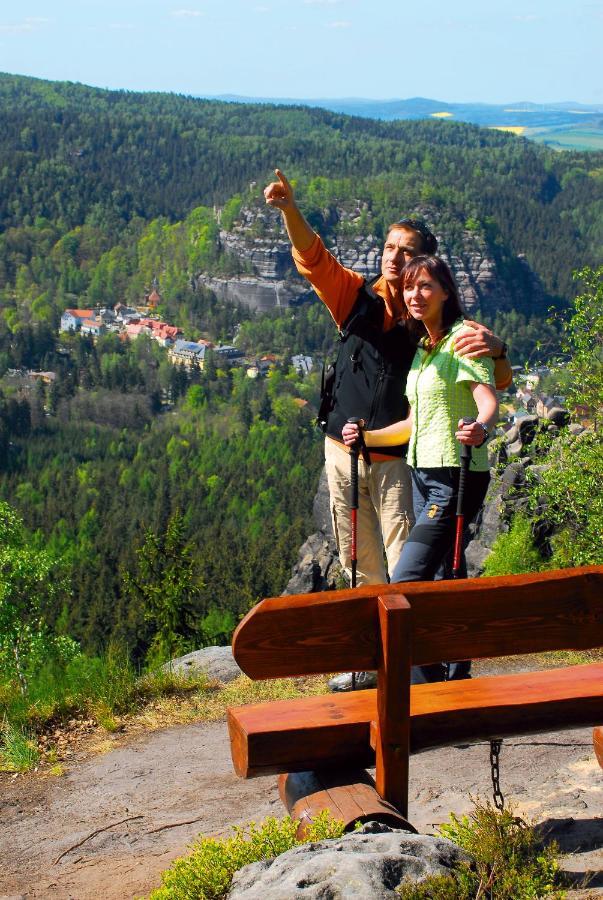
left=209, top=95, right=603, bottom=151
left=0, top=70, right=601, bottom=320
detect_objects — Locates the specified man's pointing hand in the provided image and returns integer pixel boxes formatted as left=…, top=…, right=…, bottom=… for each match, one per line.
left=264, top=169, right=295, bottom=210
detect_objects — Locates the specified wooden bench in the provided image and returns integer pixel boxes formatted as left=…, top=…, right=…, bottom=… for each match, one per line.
left=227, top=566, right=603, bottom=827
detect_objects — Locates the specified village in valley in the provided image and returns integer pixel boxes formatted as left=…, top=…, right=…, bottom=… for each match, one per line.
left=58, top=285, right=246, bottom=373
left=2, top=283, right=316, bottom=416
left=8, top=280, right=568, bottom=432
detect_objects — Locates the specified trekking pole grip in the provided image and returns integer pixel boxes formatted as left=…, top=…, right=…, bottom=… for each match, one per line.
left=456, top=416, right=474, bottom=515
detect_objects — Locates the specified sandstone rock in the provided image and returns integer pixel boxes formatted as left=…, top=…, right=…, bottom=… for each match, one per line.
left=500, top=462, right=526, bottom=496
left=465, top=539, right=492, bottom=577
left=163, top=646, right=242, bottom=683
left=193, top=200, right=548, bottom=315
left=506, top=438, right=524, bottom=456
left=545, top=407, right=570, bottom=427
left=504, top=424, right=519, bottom=444
left=517, top=415, right=539, bottom=445
left=284, top=468, right=343, bottom=594
left=228, top=823, right=470, bottom=899
left=525, top=464, right=549, bottom=483
left=283, top=532, right=342, bottom=594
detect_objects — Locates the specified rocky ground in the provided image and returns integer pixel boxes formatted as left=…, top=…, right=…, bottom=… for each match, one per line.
left=1, top=674, right=602, bottom=899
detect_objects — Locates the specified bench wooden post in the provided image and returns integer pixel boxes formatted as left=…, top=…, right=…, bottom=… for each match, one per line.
left=374, top=594, right=412, bottom=818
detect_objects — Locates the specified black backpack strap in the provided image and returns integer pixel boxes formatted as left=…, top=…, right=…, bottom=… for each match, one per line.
left=338, top=276, right=381, bottom=341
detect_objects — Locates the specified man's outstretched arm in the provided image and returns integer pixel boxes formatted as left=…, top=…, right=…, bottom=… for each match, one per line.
left=454, top=320, right=513, bottom=390
left=263, top=169, right=362, bottom=327
left=264, top=169, right=315, bottom=252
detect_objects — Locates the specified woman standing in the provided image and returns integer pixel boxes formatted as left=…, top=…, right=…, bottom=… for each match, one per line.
left=342, top=255, right=498, bottom=683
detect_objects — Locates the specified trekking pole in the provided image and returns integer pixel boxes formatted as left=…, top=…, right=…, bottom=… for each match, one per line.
left=452, top=417, right=474, bottom=579
left=347, top=416, right=363, bottom=691
left=348, top=417, right=362, bottom=590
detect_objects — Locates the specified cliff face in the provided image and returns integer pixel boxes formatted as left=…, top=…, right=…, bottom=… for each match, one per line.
left=195, top=205, right=309, bottom=311
left=196, top=200, right=548, bottom=316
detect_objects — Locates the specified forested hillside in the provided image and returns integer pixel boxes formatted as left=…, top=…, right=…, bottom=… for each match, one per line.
left=1, top=71, right=602, bottom=322
left=1, top=72, right=602, bottom=668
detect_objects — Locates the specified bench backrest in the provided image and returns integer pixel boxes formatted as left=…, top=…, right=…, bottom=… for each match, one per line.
left=232, top=567, right=603, bottom=679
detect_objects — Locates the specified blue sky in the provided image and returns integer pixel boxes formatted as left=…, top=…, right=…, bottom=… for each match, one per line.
left=1, top=0, right=602, bottom=104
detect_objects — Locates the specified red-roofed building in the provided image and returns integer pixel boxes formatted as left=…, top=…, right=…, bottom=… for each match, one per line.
left=60, top=309, right=96, bottom=332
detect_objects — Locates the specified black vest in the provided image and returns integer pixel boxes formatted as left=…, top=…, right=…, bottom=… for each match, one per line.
left=325, top=280, right=416, bottom=456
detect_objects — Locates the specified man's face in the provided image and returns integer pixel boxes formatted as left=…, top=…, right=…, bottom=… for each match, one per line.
left=381, top=227, right=424, bottom=286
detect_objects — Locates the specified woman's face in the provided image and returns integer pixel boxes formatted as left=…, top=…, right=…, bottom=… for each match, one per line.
left=403, top=268, right=448, bottom=327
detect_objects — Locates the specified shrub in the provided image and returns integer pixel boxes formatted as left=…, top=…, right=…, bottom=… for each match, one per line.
left=482, top=513, right=544, bottom=577
left=529, top=431, right=603, bottom=568
left=397, top=801, right=564, bottom=899
left=148, top=812, right=346, bottom=899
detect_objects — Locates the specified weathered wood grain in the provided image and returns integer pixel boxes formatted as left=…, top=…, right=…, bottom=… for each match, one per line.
left=228, top=663, right=603, bottom=778
left=232, top=567, right=603, bottom=679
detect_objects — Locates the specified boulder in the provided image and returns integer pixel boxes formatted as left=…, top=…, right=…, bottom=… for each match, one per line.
left=163, top=646, right=242, bottom=683
left=228, top=822, right=470, bottom=899
left=545, top=407, right=570, bottom=427
left=500, top=462, right=526, bottom=499
left=517, top=415, right=539, bottom=445
left=503, top=424, right=519, bottom=444
left=283, top=533, right=342, bottom=594
left=505, top=438, right=524, bottom=456
left=284, top=468, right=343, bottom=594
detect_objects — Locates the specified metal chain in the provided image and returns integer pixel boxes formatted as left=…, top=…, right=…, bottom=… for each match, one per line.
left=489, top=739, right=505, bottom=810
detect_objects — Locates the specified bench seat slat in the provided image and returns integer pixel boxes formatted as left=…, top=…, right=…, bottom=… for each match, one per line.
left=228, top=663, right=603, bottom=778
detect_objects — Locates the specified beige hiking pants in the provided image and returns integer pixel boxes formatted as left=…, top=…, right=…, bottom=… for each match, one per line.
left=324, top=438, right=414, bottom=586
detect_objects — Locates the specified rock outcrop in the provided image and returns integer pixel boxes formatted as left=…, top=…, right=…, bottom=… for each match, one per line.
left=228, top=822, right=470, bottom=899
left=284, top=468, right=343, bottom=594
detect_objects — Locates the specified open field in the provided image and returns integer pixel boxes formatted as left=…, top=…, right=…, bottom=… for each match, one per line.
left=527, top=127, right=603, bottom=151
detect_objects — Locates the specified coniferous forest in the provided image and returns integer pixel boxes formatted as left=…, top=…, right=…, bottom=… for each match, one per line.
left=1, top=72, right=602, bottom=673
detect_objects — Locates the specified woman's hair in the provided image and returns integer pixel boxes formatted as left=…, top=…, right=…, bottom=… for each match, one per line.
left=401, top=255, right=466, bottom=341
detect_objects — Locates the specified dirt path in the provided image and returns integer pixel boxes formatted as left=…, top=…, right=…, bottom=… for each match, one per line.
left=1, top=714, right=602, bottom=899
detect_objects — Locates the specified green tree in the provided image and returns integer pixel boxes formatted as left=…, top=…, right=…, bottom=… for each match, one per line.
left=121, top=511, right=205, bottom=666
left=0, top=501, right=74, bottom=693
left=561, top=266, right=603, bottom=430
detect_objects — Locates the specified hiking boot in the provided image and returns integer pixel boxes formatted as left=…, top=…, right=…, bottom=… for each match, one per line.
left=328, top=671, right=377, bottom=692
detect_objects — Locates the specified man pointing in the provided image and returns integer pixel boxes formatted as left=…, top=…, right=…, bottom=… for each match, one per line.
left=264, top=169, right=511, bottom=590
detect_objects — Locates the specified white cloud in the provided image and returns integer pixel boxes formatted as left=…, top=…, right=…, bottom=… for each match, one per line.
left=513, top=14, right=540, bottom=22
left=0, top=16, right=50, bottom=34
left=254, top=5, right=271, bottom=11
left=171, top=9, right=204, bottom=17
left=304, top=0, right=345, bottom=5
left=327, top=19, right=351, bottom=28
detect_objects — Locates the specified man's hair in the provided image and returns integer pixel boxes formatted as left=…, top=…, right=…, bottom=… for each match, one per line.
left=402, top=255, right=465, bottom=340
left=388, top=218, right=438, bottom=254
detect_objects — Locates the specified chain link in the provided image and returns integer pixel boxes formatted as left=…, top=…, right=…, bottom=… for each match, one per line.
left=489, top=739, right=505, bottom=810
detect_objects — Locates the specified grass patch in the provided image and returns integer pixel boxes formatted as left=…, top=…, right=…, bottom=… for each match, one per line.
left=0, top=720, right=40, bottom=772
left=482, top=513, right=544, bottom=577
left=0, top=646, right=330, bottom=771
left=148, top=812, right=346, bottom=899
left=397, top=800, right=565, bottom=899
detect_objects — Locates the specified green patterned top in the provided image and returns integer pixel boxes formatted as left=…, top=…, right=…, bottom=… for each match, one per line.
left=405, top=320, right=495, bottom=471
